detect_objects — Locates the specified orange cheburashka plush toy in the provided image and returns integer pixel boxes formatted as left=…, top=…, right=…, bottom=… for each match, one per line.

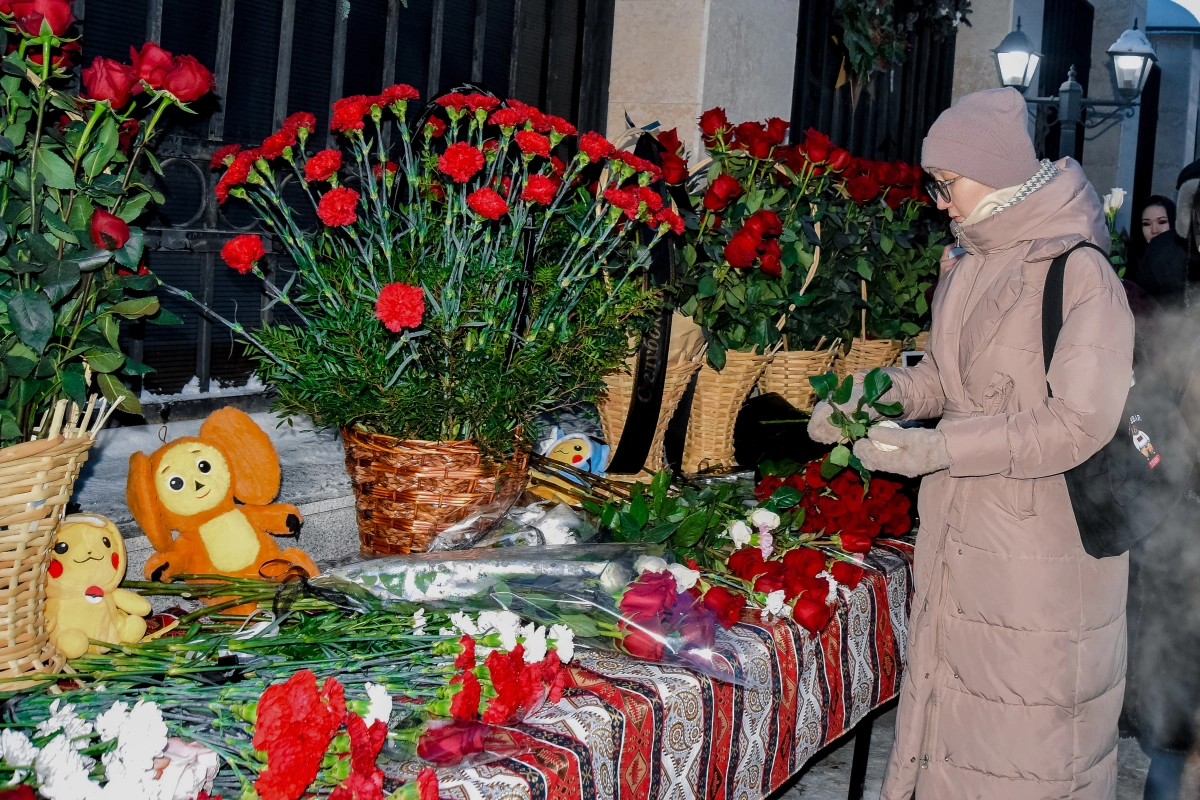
left=126, top=407, right=319, bottom=594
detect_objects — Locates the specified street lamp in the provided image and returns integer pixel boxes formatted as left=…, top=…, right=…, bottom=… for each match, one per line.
left=992, top=19, right=1158, bottom=160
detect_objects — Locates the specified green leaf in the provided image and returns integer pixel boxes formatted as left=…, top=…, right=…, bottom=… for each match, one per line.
left=769, top=485, right=801, bottom=509
left=683, top=244, right=697, bottom=267
left=84, top=347, right=125, bottom=373
left=697, top=275, right=718, bottom=298
left=96, top=372, right=141, bottom=416
left=856, top=258, right=873, bottom=280
left=25, top=232, right=58, bottom=265
left=900, top=321, right=920, bottom=336
left=68, top=248, right=113, bottom=272
left=120, top=358, right=154, bottom=376
left=914, top=293, right=928, bottom=316
left=706, top=341, right=726, bottom=371
left=809, top=372, right=838, bottom=400
left=832, top=374, right=854, bottom=405
left=629, top=484, right=649, bottom=527
left=39, top=259, right=79, bottom=303
left=115, top=192, right=151, bottom=223
left=35, top=148, right=75, bottom=190
left=8, top=288, right=52, bottom=353
left=4, top=341, right=35, bottom=378
left=66, top=195, right=93, bottom=232
left=59, top=362, right=86, bottom=406
left=148, top=307, right=181, bottom=325
left=0, top=409, right=18, bottom=440
left=644, top=522, right=678, bottom=543
left=671, top=512, right=709, bottom=547
left=0, top=135, right=14, bottom=154
left=112, top=227, right=144, bottom=269
left=829, top=444, right=851, bottom=467
left=41, top=211, right=77, bottom=245
left=872, top=400, right=904, bottom=417
left=108, top=297, right=159, bottom=318
left=880, top=235, right=893, bottom=254
left=83, top=115, right=119, bottom=179
left=862, top=368, right=891, bottom=404
left=97, top=313, right=119, bottom=348
left=820, top=455, right=843, bottom=480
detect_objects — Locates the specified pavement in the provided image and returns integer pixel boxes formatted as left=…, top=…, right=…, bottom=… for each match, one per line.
left=770, top=704, right=1153, bottom=799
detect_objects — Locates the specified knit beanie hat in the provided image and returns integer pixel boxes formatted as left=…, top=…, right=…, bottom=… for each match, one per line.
left=921, top=87, right=1041, bottom=190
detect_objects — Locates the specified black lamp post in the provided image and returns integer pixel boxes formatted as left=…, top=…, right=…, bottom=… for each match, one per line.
left=993, top=18, right=1158, bottom=159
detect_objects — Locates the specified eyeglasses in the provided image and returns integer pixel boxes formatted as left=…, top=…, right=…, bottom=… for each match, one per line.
left=924, top=176, right=960, bottom=204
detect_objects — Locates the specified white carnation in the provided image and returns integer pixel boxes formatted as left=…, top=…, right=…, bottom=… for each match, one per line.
left=363, top=683, right=393, bottom=727
left=749, top=508, right=780, bottom=531
left=520, top=624, right=548, bottom=663
left=666, top=563, right=700, bottom=592
left=477, top=610, right=521, bottom=651
left=411, top=608, right=427, bottom=636
left=549, top=624, right=575, bottom=663
left=726, top=521, right=753, bottom=549
left=1, top=729, right=38, bottom=768
left=764, top=590, right=787, bottom=616
left=34, top=735, right=98, bottom=800
left=95, top=700, right=129, bottom=743
left=35, top=700, right=93, bottom=746
left=450, top=611, right=478, bottom=636
left=119, top=700, right=168, bottom=774
left=633, top=555, right=668, bottom=574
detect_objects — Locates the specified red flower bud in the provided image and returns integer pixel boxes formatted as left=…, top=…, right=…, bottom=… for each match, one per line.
left=90, top=209, right=130, bottom=250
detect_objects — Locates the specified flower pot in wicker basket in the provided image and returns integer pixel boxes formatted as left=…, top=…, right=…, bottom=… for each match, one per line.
left=681, top=350, right=772, bottom=475
left=0, top=398, right=112, bottom=690
left=834, top=338, right=904, bottom=379
left=757, top=348, right=838, bottom=412
left=596, top=358, right=703, bottom=474
left=341, top=429, right=530, bottom=555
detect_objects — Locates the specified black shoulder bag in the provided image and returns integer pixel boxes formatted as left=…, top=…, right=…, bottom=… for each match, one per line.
left=1042, top=242, right=1193, bottom=557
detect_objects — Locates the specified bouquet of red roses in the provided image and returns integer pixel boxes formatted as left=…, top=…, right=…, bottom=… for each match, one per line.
left=725, top=544, right=866, bottom=633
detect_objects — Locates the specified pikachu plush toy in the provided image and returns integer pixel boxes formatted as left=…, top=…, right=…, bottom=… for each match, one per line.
left=126, top=408, right=319, bottom=603
left=46, top=514, right=151, bottom=658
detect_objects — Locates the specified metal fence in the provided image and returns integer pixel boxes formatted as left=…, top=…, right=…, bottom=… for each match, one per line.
left=77, top=0, right=615, bottom=407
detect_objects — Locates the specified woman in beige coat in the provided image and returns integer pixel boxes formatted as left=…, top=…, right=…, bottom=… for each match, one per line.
left=811, top=88, right=1135, bottom=798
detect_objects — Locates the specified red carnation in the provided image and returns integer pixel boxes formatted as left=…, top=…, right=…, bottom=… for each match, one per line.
left=514, top=129, right=551, bottom=158
left=603, top=187, right=638, bottom=216
left=424, top=116, right=447, bottom=138
left=373, top=160, right=398, bottom=179
left=793, top=596, right=833, bottom=634
left=454, top=635, right=476, bottom=670
left=540, top=114, right=575, bottom=136
left=221, top=234, right=265, bottom=274
left=253, top=671, right=345, bottom=800
left=489, top=107, right=529, bottom=130
left=129, top=42, right=173, bottom=90
left=215, top=150, right=256, bottom=203
left=578, top=131, right=615, bottom=162
left=11, top=0, right=74, bottom=37
left=449, top=671, right=482, bottom=720
left=375, top=282, right=425, bottom=332
left=522, top=174, right=558, bottom=205
left=702, top=586, right=745, bottom=630
left=380, top=83, right=419, bottom=105
left=210, top=143, right=241, bottom=170
left=438, top=142, right=485, bottom=183
left=654, top=208, right=684, bottom=235
left=81, top=57, right=138, bottom=109
left=282, top=111, right=317, bottom=137
left=614, top=150, right=662, bottom=180
left=703, top=173, right=742, bottom=211
left=331, top=95, right=372, bottom=132
left=317, top=186, right=360, bottom=227
left=699, top=107, right=730, bottom=140
left=304, top=149, right=342, bottom=182
left=259, top=129, right=296, bottom=160
left=417, top=769, right=440, bottom=800
left=90, top=209, right=130, bottom=250
left=637, top=186, right=663, bottom=215
left=465, top=93, right=500, bottom=113
left=435, top=93, right=470, bottom=111
left=467, top=187, right=509, bottom=220
left=725, top=230, right=760, bottom=268
left=161, top=55, right=214, bottom=103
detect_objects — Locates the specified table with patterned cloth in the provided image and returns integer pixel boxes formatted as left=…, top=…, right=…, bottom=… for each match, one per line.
left=402, top=538, right=915, bottom=800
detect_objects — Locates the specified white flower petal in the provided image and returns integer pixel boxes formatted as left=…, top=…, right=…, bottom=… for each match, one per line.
left=95, top=700, right=129, bottom=743
left=450, top=611, right=478, bottom=637
left=0, top=729, right=38, bottom=768
left=727, top=521, right=753, bottom=549
left=521, top=625, right=548, bottom=663
left=549, top=624, right=575, bottom=663
left=764, top=590, right=787, bottom=616
left=633, top=555, right=668, bottom=574
left=363, top=683, right=393, bottom=728
left=666, top=563, right=700, bottom=592
left=749, top=509, right=780, bottom=532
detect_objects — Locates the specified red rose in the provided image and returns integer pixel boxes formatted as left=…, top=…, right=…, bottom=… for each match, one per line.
left=259, top=129, right=296, bottom=160
left=331, top=95, right=372, bottom=132
left=620, top=623, right=666, bottom=661
left=514, top=129, right=551, bottom=157
left=90, top=209, right=130, bottom=250
left=522, top=174, right=558, bottom=205
left=658, top=127, right=682, bottom=154
left=661, top=151, right=688, bottom=185
left=727, top=546, right=768, bottom=580
left=81, top=57, right=137, bottom=109
left=221, top=234, right=265, bottom=274
left=699, top=107, right=730, bottom=139
left=162, top=55, right=213, bottom=103
left=0, top=786, right=35, bottom=800
left=782, top=569, right=827, bottom=602
left=754, top=567, right=785, bottom=594
left=734, top=121, right=773, bottom=159
left=754, top=475, right=784, bottom=501
left=317, top=186, right=359, bottom=227
left=793, top=596, right=833, bottom=634
left=845, top=174, right=880, bottom=204
left=10, top=0, right=73, bottom=36
left=702, top=586, right=745, bottom=629
left=827, top=147, right=852, bottom=171
left=438, top=142, right=485, bottom=183
left=466, top=187, right=509, bottom=220
left=725, top=229, right=761, bottom=268
left=759, top=248, right=782, bottom=278
left=619, top=571, right=677, bottom=623
left=830, top=561, right=864, bottom=590
left=703, top=173, right=742, bottom=211
left=676, top=605, right=717, bottom=649
left=116, top=119, right=138, bottom=154
left=836, top=532, right=873, bottom=553
left=304, top=149, right=342, bottom=182
left=375, top=282, right=424, bottom=331
left=654, top=208, right=685, bottom=235
left=449, top=670, right=481, bottom=720
left=743, top=209, right=782, bottom=238
left=282, top=111, right=317, bottom=137
left=578, top=131, right=615, bottom=162
left=210, top=143, right=241, bottom=170
left=765, top=117, right=789, bottom=145
left=380, top=83, right=419, bottom=105
left=129, top=42, right=173, bottom=90
left=802, top=128, right=832, bottom=163
left=416, top=720, right=489, bottom=765
left=783, top=547, right=827, bottom=578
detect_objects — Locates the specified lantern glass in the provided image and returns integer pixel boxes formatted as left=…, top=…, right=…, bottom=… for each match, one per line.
left=992, top=21, right=1041, bottom=95
left=1113, top=54, right=1148, bottom=94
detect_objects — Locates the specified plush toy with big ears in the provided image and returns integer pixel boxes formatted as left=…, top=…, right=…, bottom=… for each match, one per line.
left=46, top=514, right=151, bottom=658
left=126, top=407, right=319, bottom=599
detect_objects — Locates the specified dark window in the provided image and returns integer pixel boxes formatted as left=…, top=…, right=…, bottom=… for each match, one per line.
left=1037, top=0, right=1093, bottom=162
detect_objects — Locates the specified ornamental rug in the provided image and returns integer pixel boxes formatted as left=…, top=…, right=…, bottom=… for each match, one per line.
left=402, top=539, right=914, bottom=800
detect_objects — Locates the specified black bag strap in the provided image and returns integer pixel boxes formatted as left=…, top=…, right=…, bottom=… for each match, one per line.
left=1041, top=241, right=1109, bottom=397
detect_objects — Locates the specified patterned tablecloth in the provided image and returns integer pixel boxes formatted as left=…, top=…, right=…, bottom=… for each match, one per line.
left=408, top=539, right=915, bottom=800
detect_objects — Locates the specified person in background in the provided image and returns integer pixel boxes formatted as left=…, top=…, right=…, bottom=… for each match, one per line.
left=1134, top=195, right=1187, bottom=309
left=1174, top=159, right=1200, bottom=290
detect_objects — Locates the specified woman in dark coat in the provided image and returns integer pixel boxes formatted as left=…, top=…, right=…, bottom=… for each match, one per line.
left=1133, top=196, right=1188, bottom=310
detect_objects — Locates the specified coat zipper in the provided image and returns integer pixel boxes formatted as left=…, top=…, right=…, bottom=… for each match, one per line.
left=919, top=561, right=950, bottom=768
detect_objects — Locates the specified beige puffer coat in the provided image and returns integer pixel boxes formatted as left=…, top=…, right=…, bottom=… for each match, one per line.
left=878, top=158, right=1135, bottom=799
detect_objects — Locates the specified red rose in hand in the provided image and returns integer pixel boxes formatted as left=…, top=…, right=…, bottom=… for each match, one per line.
left=90, top=209, right=130, bottom=250
left=793, top=596, right=833, bottom=634
left=728, top=547, right=768, bottom=580
left=467, top=187, right=509, bottom=220
left=845, top=174, right=880, bottom=204
left=830, top=561, right=864, bottom=590
left=836, top=532, right=873, bottom=553
left=304, top=149, right=342, bottom=182
left=449, top=670, right=481, bottom=720
left=784, top=547, right=827, bottom=579
left=765, top=117, right=790, bottom=145
left=130, top=42, right=173, bottom=90
left=661, top=151, right=688, bottom=185
left=702, top=586, right=746, bottom=630
left=438, top=142, right=485, bottom=183
left=620, top=623, right=666, bottom=661
left=416, top=720, right=489, bottom=765
left=317, top=186, right=360, bottom=226
left=375, top=282, right=424, bottom=331
left=578, top=131, right=615, bottom=162
left=162, top=55, right=214, bottom=103
left=703, top=173, right=742, bottom=212
left=522, top=174, right=558, bottom=205
left=725, top=229, right=761, bottom=268
left=81, top=57, right=137, bottom=109
left=620, top=571, right=678, bottom=623
left=754, top=475, right=784, bottom=501
left=11, top=0, right=73, bottom=37
left=514, top=129, right=551, bottom=157
left=699, top=107, right=730, bottom=139
left=221, top=234, right=265, bottom=274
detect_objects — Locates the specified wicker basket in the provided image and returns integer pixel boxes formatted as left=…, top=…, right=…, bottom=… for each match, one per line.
left=833, top=338, right=904, bottom=378
left=757, top=348, right=838, bottom=412
left=596, top=358, right=703, bottom=473
left=681, top=350, right=772, bottom=474
left=0, top=398, right=112, bottom=690
left=341, top=430, right=530, bottom=554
